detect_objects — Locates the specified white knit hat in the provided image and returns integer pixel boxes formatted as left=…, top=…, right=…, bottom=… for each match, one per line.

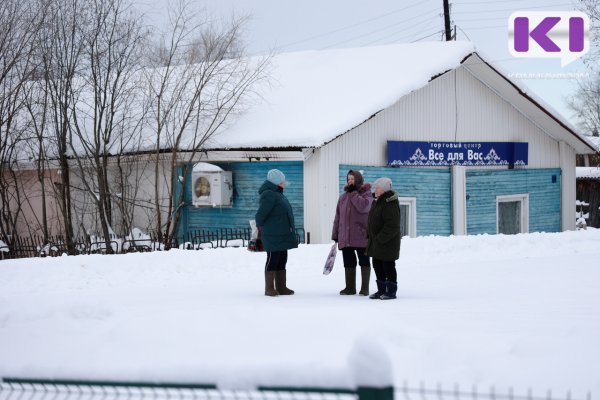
left=267, top=169, right=287, bottom=186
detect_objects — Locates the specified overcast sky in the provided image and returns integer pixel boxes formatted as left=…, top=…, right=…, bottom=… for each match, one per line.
left=141, top=0, right=593, bottom=128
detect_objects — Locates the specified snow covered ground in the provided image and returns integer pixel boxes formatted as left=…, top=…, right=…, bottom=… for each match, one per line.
left=0, top=230, right=599, bottom=397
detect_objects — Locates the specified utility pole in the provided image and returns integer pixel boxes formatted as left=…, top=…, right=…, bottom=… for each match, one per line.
left=443, top=0, right=453, bottom=41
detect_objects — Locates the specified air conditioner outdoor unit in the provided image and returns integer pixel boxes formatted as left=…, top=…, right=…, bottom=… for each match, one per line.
left=191, top=163, right=233, bottom=207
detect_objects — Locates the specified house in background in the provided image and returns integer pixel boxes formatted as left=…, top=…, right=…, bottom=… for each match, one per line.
left=576, top=135, right=600, bottom=228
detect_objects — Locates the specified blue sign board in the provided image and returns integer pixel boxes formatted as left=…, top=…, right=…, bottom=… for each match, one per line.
left=387, top=141, right=528, bottom=167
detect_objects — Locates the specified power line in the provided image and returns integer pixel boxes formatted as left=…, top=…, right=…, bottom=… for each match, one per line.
left=359, top=13, right=442, bottom=47
left=375, top=26, right=444, bottom=47
left=320, top=7, right=441, bottom=50
left=456, top=16, right=524, bottom=22
left=370, top=29, right=443, bottom=47
left=456, top=26, right=472, bottom=41
left=274, top=0, right=434, bottom=51
left=454, top=0, right=572, bottom=4
left=453, top=3, right=574, bottom=15
left=458, top=25, right=506, bottom=31
left=411, top=30, right=446, bottom=43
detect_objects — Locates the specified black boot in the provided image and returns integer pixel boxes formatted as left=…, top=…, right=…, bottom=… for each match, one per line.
left=275, top=270, right=294, bottom=295
left=265, top=271, right=279, bottom=297
left=380, top=281, right=397, bottom=300
left=358, top=266, right=370, bottom=296
left=340, top=267, right=357, bottom=295
left=369, top=280, right=386, bottom=299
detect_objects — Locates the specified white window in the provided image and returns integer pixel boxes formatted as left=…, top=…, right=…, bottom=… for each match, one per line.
left=496, top=194, right=529, bottom=234
left=398, top=197, right=417, bottom=238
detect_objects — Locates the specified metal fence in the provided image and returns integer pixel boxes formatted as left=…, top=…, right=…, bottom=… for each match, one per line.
left=0, top=380, right=357, bottom=400
left=0, top=379, right=592, bottom=400
left=0, top=227, right=306, bottom=260
left=396, top=383, right=592, bottom=400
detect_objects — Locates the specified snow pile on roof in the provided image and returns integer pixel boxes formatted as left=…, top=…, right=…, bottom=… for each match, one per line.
left=576, top=166, right=600, bottom=179
left=208, top=41, right=475, bottom=149
left=1, top=229, right=599, bottom=394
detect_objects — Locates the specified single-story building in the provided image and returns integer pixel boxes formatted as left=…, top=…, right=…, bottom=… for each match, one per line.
left=175, top=41, right=596, bottom=243
left=6, top=41, right=598, bottom=244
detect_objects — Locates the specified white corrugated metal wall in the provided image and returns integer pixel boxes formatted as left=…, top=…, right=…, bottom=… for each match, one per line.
left=304, top=65, right=576, bottom=243
left=560, top=141, right=576, bottom=231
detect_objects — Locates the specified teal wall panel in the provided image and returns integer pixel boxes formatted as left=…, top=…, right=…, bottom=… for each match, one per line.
left=339, top=165, right=452, bottom=236
left=178, top=161, right=304, bottom=234
left=465, top=168, right=561, bottom=234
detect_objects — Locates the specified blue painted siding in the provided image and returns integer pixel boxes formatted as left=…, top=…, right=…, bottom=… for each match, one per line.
left=178, top=161, right=304, bottom=234
left=339, top=165, right=452, bottom=236
left=466, top=168, right=561, bottom=234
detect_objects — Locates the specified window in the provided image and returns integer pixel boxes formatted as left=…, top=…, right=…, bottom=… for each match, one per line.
left=496, top=194, right=529, bottom=234
left=398, top=197, right=417, bottom=238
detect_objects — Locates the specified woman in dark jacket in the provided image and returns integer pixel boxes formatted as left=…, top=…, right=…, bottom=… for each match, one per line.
left=366, top=177, right=401, bottom=300
left=255, top=169, right=298, bottom=297
left=332, top=170, right=373, bottom=296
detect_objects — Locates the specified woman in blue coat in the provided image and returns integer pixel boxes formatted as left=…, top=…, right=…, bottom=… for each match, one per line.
left=255, top=169, right=298, bottom=296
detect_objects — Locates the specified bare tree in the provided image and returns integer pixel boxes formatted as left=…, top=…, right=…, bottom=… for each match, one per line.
left=569, top=1, right=600, bottom=137
left=17, top=41, right=63, bottom=243
left=0, top=0, right=45, bottom=244
left=65, top=0, right=147, bottom=253
left=145, top=0, right=270, bottom=248
left=36, top=0, right=92, bottom=253
left=569, top=76, right=600, bottom=137
left=2, top=0, right=270, bottom=252
left=579, top=0, right=600, bottom=66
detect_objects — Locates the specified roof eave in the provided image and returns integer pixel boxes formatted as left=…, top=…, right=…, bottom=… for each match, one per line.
left=461, top=53, right=597, bottom=155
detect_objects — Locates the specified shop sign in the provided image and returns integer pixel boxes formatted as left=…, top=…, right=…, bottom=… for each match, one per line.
left=387, top=141, right=528, bottom=166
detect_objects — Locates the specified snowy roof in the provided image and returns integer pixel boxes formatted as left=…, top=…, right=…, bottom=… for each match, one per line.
left=206, top=42, right=595, bottom=154
left=457, top=52, right=595, bottom=155
left=206, top=42, right=476, bottom=149
left=192, top=162, right=225, bottom=173
left=576, top=167, right=600, bottom=179
left=11, top=41, right=595, bottom=163
left=584, top=135, right=600, bottom=151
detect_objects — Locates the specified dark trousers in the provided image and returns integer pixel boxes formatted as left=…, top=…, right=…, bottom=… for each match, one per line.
left=265, top=250, right=288, bottom=271
left=372, top=258, right=397, bottom=282
left=341, top=247, right=370, bottom=268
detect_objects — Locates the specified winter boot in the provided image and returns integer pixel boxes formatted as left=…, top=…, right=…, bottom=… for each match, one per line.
left=275, top=269, right=295, bottom=295
left=358, top=266, right=370, bottom=296
left=265, top=271, right=279, bottom=297
left=369, top=280, right=386, bottom=299
left=380, top=281, right=398, bottom=300
left=339, top=267, right=357, bottom=295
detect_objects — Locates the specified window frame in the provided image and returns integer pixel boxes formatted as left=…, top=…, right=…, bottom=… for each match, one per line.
left=398, top=197, right=417, bottom=238
left=496, top=194, right=529, bottom=234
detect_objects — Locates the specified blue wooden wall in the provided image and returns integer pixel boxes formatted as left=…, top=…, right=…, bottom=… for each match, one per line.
left=177, top=161, right=304, bottom=235
left=466, top=168, right=561, bottom=234
left=339, top=165, right=452, bottom=236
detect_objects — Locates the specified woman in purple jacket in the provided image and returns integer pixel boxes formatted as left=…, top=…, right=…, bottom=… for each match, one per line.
left=331, top=170, right=373, bottom=295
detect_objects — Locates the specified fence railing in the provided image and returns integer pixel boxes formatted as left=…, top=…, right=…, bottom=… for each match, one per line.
left=396, top=383, right=592, bottom=400
left=0, top=227, right=307, bottom=260
left=0, top=379, right=592, bottom=400
left=0, top=379, right=360, bottom=400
